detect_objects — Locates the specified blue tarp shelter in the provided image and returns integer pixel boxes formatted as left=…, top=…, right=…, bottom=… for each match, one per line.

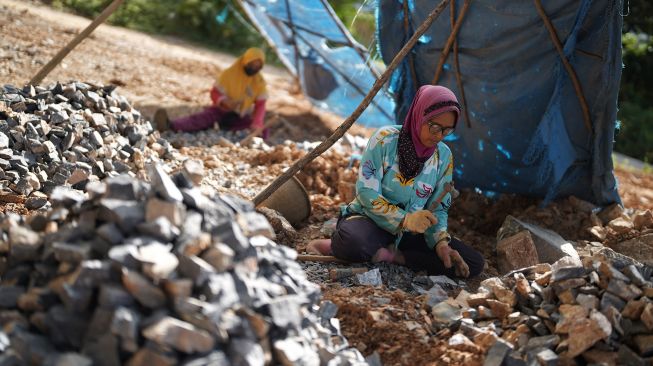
left=242, top=0, right=623, bottom=206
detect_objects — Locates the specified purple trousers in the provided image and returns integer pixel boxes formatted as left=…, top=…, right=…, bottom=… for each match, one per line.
left=171, top=107, right=251, bottom=133
left=331, top=214, right=485, bottom=277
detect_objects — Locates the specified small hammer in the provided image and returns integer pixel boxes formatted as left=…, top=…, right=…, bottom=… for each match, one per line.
left=427, top=182, right=459, bottom=212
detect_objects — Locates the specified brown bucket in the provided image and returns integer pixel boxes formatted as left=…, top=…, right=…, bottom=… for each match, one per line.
left=259, top=176, right=311, bottom=226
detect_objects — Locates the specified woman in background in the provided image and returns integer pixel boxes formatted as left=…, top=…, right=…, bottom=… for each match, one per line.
left=155, top=47, right=268, bottom=138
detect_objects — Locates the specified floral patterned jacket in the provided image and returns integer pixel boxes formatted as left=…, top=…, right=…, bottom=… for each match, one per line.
left=341, top=125, right=454, bottom=249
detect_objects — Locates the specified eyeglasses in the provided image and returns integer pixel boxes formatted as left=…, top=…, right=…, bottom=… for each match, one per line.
left=427, top=122, right=455, bottom=136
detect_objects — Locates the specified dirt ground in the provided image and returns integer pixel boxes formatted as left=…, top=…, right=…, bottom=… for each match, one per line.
left=1, top=1, right=652, bottom=365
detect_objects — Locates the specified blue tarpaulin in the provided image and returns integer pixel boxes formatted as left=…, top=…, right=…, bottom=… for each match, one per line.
left=378, top=0, right=623, bottom=205
left=239, top=0, right=395, bottom=127
left=242, top=0, right=623, bottom=206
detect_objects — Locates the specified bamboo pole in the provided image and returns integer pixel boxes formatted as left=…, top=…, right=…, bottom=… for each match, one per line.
left=253, top=0, right=451, bottom=206
left=28, top=0, right=125, bottom=86
left=431, top=0, right=471, bottom=85
left=533, top=0, right=592, bottom=133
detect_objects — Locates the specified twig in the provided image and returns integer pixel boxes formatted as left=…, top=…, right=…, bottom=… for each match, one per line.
left=253, top=0, right=451, bottom=206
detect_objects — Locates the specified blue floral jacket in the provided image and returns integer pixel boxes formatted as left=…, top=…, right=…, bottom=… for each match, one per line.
left=341, top=125, right=454, bottom=249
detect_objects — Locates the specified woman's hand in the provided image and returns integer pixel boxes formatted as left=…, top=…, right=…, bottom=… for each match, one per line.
left=435, top=241, right=470, bottom=278
left=219, top=98, right=236, bottom=111
left=402, top=210, right=437, bottom=233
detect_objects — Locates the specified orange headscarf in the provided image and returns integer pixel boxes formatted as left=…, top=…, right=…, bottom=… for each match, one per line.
left=216, top=47, right=267, bottom=116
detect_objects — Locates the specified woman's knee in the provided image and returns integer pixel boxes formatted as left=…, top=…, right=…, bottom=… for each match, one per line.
left=331, top=215, right=392, bottom=261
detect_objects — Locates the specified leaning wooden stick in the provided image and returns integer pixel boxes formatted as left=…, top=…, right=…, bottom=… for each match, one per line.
left=296, top=254, right=348, bottom=263
left=29, top=0, right=125, bottom=86
left=253, top=0, right=451, bottom=206
left=533, top=0, right=592, bottom=133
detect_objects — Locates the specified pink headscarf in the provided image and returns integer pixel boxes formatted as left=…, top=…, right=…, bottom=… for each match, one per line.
left=403, top=85, right=461, bottom=158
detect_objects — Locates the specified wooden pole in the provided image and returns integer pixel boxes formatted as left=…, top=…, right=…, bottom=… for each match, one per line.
left=283, top=0, right=304, bottom=92
left=533, top=0, right=592, bottom=133
left=402, top=0, right=419, bottom=90
left=431, top=0, right=470, bottom=85
left=253, top=0, right=451, bottom=206
left=28, top=0, right=125, bottom=86
left=451, top=0, right=472, bottom=128
left=296, top=254, right=348, bottom=263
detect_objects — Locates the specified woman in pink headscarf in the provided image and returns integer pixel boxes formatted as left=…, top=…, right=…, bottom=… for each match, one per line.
left=307, top=85, right=484, bottom=278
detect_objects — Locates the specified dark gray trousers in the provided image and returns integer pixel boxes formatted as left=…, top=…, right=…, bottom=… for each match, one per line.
left=331, top=214, right=485, bottom=277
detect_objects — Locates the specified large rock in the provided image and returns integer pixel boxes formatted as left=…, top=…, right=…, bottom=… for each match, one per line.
left=497, top=216, right=579, bottom=264
left=495, top=230, right=539, bottom=274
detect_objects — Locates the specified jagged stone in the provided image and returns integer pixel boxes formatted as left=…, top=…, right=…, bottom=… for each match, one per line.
left=565, top=310, right=612, bottom=358
left=497, top=216, right=579, bottom=264
left=181, top=159, right=204, bottom=186
left=496, top=231, right=539, bottom=274
left=148, top=164, right=183, bottom=202
left=142, top=317, right=215, bottom=354
left=484, top=338, right=513, bottom=366
left=641, top=303, right=653, bottom=330
left=121, top=270, right=166, bottom=309
left=607, top=217, right=634, bottom=235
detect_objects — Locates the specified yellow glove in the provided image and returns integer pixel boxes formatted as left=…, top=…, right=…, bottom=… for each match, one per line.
left=401, top=210, right=437, bottom=233
left=436, top=231, right=451, bottom=245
